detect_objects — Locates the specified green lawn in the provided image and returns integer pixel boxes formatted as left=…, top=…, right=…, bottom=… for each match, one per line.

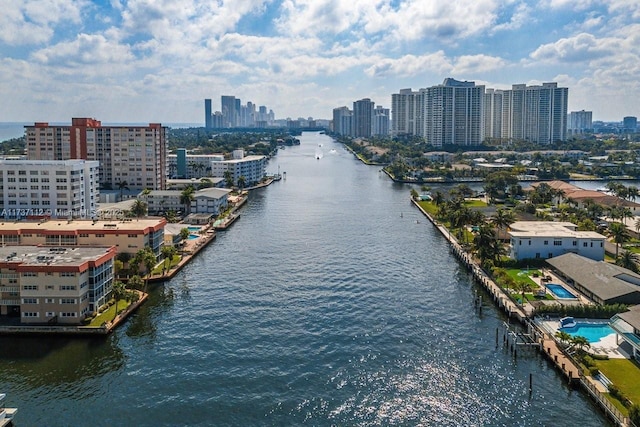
left=506, top=269, right=540, bottom=287
left=594, top=358, right=640, bottom=409
left=86, top=299, right=130, bottom=327
left=152, top=255, right=181, bottom=274
left=464, top=199, right=488, bottom=208
left=417, top=200, right=438, bottom=216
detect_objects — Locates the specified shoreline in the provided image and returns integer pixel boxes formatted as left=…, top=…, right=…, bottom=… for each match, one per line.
left=412, top=198, right=629, bottom=426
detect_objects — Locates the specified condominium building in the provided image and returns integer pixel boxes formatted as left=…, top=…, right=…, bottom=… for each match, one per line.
left=167, top=150, right=224, bottom=179
left=25, top=118, right=168, bottom=191
left=391, top=89, right=418, bottom=136
left=332, top=107, right=352, bottom=136
left=209, top=150, right=266, bottom=186
left=353, top=98, right=374, bottom=138
left=568, top=110, right=593, bottom=134
left=373, top=106, right=390, bottom=137
left=0, top=159, right=99, bottom=219
left=501, top=83, right=568, bottom=144
left=221, top=96, right=237, bottom=128
left=0, top=218, right=166, bottom=258
left=0, top=245, right=116, bottom=324
left=205, top=99, right=213, bottom=129
left=423, top=78, right=484, bottom=147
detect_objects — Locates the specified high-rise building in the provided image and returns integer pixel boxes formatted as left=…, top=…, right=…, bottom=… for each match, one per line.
left=484, top=89, right=503, bottom=140
left=25, top=118, right=167, bottom=190
left=500, top=82, right=568, bottom=144
left=332, top=107, right=352, bottom=136
left=422, top=78, right=484, bottom=147
left=205, top=99, right=212, bottom=128
left=353, top=98, right=374, bottom=138
left=568, top=110, right=593, bottom=134
left=623, top=116, right=638, bottom=132
left=391, top=89, right=419, bottom=136
left=221, top=96, right=237, bottom=128
left=373, top=106, right=390, bottom=136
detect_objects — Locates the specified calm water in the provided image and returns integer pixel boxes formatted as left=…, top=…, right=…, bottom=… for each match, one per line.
left=0, top=132, right=611, bottom=426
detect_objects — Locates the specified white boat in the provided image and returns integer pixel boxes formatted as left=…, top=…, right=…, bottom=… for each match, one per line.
left=559, top=316, right=577, bottom=329
left=0, top=394, right=17, bottom=427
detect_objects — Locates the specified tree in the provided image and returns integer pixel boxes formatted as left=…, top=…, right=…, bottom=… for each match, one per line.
left=117, top=180, right=130, bottom=202
left=616, top=250, right=639, bottom=273
left=161, top=245, right=177, bottom=271
left=111, top=281, right=127, bottom=320
left=609, top=222, right=630, bottom=260
left=569, top=335, right=590, bottom=353
left=128, top=275, right=144, bottom=291
left=410, top=188, right=419, bottom=200
left=130, top=199, right=148, bottom=218
left=224, top=170, right=234, bottom=188
left=555, top=330, right=572, bottom=346
left=237, top=175, right=246, bottom=190
left=490, top=208, right=516, bottom=233
left=133, top=247, right=157, bottom=291
left=180, top=186, right=195, bottom=216
left=179, top=228, right=191, bottom=258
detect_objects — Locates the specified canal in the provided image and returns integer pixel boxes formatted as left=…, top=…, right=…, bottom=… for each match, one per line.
left=0, top=131, right=610, bottom=426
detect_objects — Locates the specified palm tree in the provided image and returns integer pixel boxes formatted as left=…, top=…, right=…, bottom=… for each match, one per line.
left=179, top=228, right=190, bottom=258
left=161, top=245, right=177, bottom=272
left=490, top=208, right=516, bottom=235
left=432, top=191, right=445, bottom=208
left=608, top=222, right=630, bottom=260
left=117, top=180, right=130, bottom=202
left=237, top=176, right=246, bottom=190
left=224, top=170, right=234, bottom=188
left=555, top=330, right=572, bottom=347
left=569, top=335, right=590, bottom=353
left=616, top=250, right=639, bottom=273
left=111, top=281, right=127, bottom=320
left=130, top=199, right=147, bottom=218
left=180, top=186, right=195, bottom=216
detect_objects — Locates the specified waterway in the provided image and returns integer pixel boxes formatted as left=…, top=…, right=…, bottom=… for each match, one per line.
left=0, top=132, right=611, bottom=426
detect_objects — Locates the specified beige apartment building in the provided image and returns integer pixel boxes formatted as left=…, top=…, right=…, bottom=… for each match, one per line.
left=0, top=245, right=116, bottom=324
left=0, top=218, right=166, bottom=258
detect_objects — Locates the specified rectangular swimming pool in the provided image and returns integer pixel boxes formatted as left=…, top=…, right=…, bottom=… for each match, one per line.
left=547, top=283, right=578, bottom=299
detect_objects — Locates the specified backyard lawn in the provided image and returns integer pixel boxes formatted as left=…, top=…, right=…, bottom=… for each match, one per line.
left=594, top=358, right=640, bottom=411
left=86, top=299, right=130, bottom=327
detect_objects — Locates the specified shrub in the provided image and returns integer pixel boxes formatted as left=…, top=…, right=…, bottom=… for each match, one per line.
left=582, top=355, right=594, bottom=367
left=588, top=367, right=599, bottom=377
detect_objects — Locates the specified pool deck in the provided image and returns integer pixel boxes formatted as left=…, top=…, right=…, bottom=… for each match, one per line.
left=539, top=319, right=631, bottom=359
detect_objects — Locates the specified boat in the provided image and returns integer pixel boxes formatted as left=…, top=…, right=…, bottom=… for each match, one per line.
left=0, top=393, right=17, bottom=427
left=559, top=316, right=576, bottom=329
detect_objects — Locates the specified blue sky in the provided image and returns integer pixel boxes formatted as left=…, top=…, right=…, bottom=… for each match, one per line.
left=0, top=0, right=639, bottom=124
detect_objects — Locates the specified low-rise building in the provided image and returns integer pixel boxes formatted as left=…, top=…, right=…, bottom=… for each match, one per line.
left=0, top=245, right=116, bottom=324
left=509, top=221, right=605, bottom=261
left=0, top=218, right=166, bottom=258
left=546, top=253, right=640, bottom=305
left=209, top=150, right=266, bottom=186
left=146, top=188, right=230, bottom=216
left=610, top=306, right=640, bottom=359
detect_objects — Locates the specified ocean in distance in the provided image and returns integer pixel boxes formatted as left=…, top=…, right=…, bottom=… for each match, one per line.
left=0, top=122, right=203, bottom=142
left=0, top=131, right=612, bottom=426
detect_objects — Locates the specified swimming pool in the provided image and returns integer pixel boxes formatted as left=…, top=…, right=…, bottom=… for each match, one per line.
left=187, top=226, right=201, bottom=232
left=547, top=283, right=578, bottom=299
left=187, top=234, right=199, bottom=240
left=560, top=323, right=616, bottom=343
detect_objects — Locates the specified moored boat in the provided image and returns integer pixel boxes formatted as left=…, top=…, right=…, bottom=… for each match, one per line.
left=0, top=393, right=17, bottom=427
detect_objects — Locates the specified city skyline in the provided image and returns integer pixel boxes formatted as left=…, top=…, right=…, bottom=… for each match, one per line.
left=0, top=1, right=639, bottom=123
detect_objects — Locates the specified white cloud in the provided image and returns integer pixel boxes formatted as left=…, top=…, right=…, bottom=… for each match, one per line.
left=452, top=55, right=507, bottom=75
left=365, top=52, right=451, bottom=78
left=529, top=33, right=619, bottom=63
left=0, top=0, right=87, bottom=45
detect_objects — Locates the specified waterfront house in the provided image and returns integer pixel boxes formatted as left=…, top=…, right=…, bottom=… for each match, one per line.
left=546, top=253, right=640, bottom=305
left=509, top=221, right=605, bottom=261
left=610, top=305, right=640, bottom=359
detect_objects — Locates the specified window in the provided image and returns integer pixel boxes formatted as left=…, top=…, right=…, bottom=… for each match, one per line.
left=22, top=272, right=37, bottom=277
left=22, top=285, right=38, bottom=290
left=543, top=240, right=548, bottom=245
left=583, top=242, right=588, bottom=247
left=46, top=312, right=56, bottom=317
left=553, top=240, right=562, bottom=246
left=60, top=312, right=77, bottom=317
left=22, top=312, right=39, bottom=317
left=60, top=298, right=76, bottom=304
left=22, top=298, right=38, bottom=304
left=60, top=272, right=76, bottom=277
left=572, top=241, right=577, bottom=246
left=45, top=298, right=55, bottom=304
left=60, top=285, right=76, bottom=290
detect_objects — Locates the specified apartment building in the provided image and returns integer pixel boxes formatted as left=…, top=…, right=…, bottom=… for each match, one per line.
left=209, top=150, right=266, bottom=186
left=0, top=159, right=99, bottom=219
left=25, top=118, right=167, bottom=191
left=0, top=245, right=116, bottom=324
left=0, top=218, right=166, bottom=258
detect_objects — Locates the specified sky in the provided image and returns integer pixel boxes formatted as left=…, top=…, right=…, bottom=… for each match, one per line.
left=0, top=0, right=639, bottom=124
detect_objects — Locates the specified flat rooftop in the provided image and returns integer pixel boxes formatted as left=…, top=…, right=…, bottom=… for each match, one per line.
left=0, top=218, right=166, bottom=233
left=509, top=221, right=604, bottom=239
left=0, top=245, right=113, bottom=266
